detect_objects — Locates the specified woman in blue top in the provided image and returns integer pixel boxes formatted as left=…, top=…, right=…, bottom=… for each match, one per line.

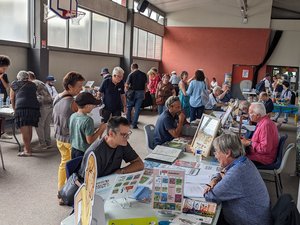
left=178, top=71, right=190, bottom=118
left=186, top=70, right=206, bottom=122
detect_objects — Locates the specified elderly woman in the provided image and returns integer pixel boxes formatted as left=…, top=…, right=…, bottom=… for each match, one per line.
left=10, top=71, right=40, bottom=156
left=155, top=74, right=176, bottom=114
left=204, top=133, right=272, bottom=225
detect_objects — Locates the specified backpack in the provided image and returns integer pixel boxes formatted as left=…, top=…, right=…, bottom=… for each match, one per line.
left=255, top=80, right=265, bottom=94
left=290, top=91, right=296, bottom=105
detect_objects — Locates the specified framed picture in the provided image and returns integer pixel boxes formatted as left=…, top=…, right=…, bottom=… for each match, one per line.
left=191, top=114, right=221, bottom=157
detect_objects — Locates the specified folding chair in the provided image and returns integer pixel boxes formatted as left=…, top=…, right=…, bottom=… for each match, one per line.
left=143, top=124, right=155, bottom=154
left=65, top=156, right=83, bottom=179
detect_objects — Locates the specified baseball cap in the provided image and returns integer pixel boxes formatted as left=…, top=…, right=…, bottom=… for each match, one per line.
left=75, top=92, right=101, bottom=107
left=46, top=75, right=56, bottom=82
left=100, top=68, right=109, bottom=75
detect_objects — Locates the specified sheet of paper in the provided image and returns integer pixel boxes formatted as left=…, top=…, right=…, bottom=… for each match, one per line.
left=95, top=174, right=117, bottom=199
left=183, top=183, right=205, bottom=198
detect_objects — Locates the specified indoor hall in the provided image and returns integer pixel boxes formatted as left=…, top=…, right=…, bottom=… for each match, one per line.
left=0, top=0, right=299, bottom=225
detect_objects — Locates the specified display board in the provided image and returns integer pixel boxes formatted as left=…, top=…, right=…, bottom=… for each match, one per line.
left=191, top=114, right=221, bottom=157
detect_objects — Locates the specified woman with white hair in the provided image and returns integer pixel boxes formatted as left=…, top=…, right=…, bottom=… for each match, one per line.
left=10, top=70, right=40, bottom=156
left=204, top=133, right=272, bottom=225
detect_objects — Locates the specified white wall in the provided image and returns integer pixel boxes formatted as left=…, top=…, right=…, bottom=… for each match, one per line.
left=0, top=45, right=27, bottom=82
left=49, top=51, right=120, bottom=92
left=268, top=20, right=300, bottom=67
left=133, top=59, right=159, bottom=74
left=166, top=0, right=272, bottom=28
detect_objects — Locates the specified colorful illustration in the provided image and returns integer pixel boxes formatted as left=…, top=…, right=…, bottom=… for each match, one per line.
left=152, top=168, right=185, bottom=213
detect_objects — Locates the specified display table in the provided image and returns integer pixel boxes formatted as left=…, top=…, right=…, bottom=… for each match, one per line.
left=0, top=107, right=21, bottom=152
left=272, top=104, right=298, bottom=114
left=61, top=153, right=221, bottom=225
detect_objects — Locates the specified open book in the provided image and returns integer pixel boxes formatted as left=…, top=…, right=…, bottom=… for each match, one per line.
left=145, top=145, right=183, bottom=164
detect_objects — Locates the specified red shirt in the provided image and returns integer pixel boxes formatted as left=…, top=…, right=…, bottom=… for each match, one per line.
left=248, top=116, right=279, bottom=165
left=147, top=75, right=161, bottom=94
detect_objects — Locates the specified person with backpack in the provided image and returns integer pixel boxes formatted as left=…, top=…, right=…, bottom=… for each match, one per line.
left=272, top=80, right=292, bottom=123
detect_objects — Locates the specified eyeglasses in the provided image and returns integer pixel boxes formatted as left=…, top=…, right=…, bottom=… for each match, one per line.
left=116, top=130, right=132, bottom=139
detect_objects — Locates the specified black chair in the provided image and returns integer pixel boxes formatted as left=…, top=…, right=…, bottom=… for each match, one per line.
left=143, top=124, right=155, bottom=153
left=65, top=156, right=83, bottom=179
left=257, top=134, right=293, bottom=198
left=272, top=194, right=300, bottom=225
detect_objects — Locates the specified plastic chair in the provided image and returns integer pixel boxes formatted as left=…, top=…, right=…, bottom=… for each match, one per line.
left=65, top=156, right=83, bottom=179
left=258, top=135, right=295, bottom=198
left=143, top=124, right=155, bottom=153
left=272, top=193, right=300, bottom=225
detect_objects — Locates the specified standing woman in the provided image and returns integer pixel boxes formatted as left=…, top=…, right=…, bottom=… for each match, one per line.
left=10, top=71, right=40, bottom=156
left=147, top=69, right=160, bottom=111
left=53, top=71, right=85, bottom=204
left=155, top=74, right=175, bottom=114
left=178, top=71, right=190, bottom=118
left=186, top=69, right=206, bottom=122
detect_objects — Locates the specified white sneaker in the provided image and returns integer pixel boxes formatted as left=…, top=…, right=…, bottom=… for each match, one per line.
left=1, top=133, right=13, bottom=139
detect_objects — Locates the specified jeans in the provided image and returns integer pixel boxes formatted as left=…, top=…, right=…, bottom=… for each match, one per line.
left=56, top=140, right=71, bottom=191
left=273, top=112, right=288, bottom=122
left=190, top=105, right=205, bottom=122
left=158, top=105, right=166, bottom=115
left=126, top=90, right=145, bottom=127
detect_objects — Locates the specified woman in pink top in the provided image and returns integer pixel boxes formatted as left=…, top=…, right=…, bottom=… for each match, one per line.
left=147, top=69, right=160, bottom=111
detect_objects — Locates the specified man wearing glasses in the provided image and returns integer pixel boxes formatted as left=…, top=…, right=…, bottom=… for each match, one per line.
left=79, top=116, right=144, bottom=178
left=99, top=67, right=126, bottom=123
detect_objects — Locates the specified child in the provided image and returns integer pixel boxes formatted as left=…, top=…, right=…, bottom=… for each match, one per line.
left=69, top=92, right=106, bottom=158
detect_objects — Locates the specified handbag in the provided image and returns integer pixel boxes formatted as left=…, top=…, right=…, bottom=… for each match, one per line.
left=58, top=173, right=83, bottom=206
left=126, top=89, right=135, bottom=101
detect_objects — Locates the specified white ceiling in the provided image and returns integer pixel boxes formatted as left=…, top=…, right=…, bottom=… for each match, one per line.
left=148, top=0, right=300, bottom=19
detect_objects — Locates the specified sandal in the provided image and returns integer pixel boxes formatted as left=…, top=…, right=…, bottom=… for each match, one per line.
left=18, top=151, right=32, bottom=157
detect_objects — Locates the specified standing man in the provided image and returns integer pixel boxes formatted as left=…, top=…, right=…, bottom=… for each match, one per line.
left=28, top=71, right=53, bottom=149
left=100, top=67, right=111, bottom=80
left=99, top=67, right=126, bottom=123
left=125, top=63, right=147, bottom=129
left=170, top=71, right=180, bottom=96
left=45, top=75, right=58, bottom=99
left=0, top=55, right=12, bottom=139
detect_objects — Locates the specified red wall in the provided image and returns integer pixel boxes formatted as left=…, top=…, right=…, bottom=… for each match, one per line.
left=160, top=27, right=271, bottom=84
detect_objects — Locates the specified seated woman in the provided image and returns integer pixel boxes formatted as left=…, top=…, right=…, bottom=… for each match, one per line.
left=204, top=133, right=272, bottom=225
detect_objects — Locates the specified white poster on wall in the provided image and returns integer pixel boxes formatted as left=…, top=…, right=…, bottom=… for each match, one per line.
left=242, top=70, right=249, bottom=78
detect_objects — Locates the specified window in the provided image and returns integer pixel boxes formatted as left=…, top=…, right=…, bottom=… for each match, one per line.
left=134, top=1, right=139, bottom=12
left=112, top=0, right=126, bottom=7
left=109, top=19, right=124, bottom=55
left=48, top=11, right=67, bottom=47
left=0, top=0, right=29, bottom=43
left=141, top=8, right=150, bottom=17
left=158, top=15, right=165, bottom=25
left=92, top=14, right=109, bottom=53
left=69, top=8, right=91, bottom=50
left=137, top=29, right=147, bottom=58
left=132, top=27, right=138, bottom=57
left=147, top=33, right=155, bottom=58
left=155, top=35, right=162, bottom=60
left=150, top=11, right=158, bottom=21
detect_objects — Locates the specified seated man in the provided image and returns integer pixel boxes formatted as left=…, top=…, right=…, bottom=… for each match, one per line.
left=154, top=96, right=186, bottom=147
left=205, top=86, right=224, bottom=110
left=204, top=133, right=272, bottom=225
left=79, top=116, right=144, bottom=178
left=241, top=102, right=279, bottom=165
left=219, top=83, right=232, bottom=103
left=259, top=91, right=274, bottom=116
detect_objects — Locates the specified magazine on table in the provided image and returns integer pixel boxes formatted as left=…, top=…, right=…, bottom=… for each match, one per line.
left=145, top=145, right=183, bottom=164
